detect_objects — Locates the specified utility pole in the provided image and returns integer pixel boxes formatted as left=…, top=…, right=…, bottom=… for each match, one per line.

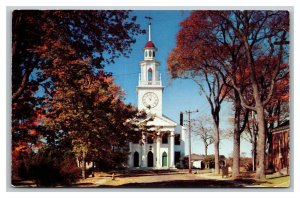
left=182, top=109, right=198, bottom=174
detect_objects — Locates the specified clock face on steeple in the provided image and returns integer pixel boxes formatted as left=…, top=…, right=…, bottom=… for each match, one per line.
left=142, top=92, right=159, bottom=108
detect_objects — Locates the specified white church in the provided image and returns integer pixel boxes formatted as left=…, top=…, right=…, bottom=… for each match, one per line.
left=127, top=21, right=186, bottom=169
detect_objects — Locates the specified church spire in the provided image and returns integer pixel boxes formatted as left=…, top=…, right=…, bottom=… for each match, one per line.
left=148, top=22, right=151, bottom=41
left=144, top=17, right=157, bottom=61
left=145, top=16, right=153, bottom=41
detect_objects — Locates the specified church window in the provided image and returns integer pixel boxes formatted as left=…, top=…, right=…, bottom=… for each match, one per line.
left=148, top=68, right=153, bottom=82
left=175, top=151, right=181, bottom=165
left=149, top=50, right=152, bottom=57
left=147, top=151, right=154, bottom=167
left=145, top=51, right=147, bottom=57
left=162, top=133, right=168, bottom=144
left=133, top=152, right=139, bottom=167
left=153, top=51, right=155, bottom=57
left=175, top=134, right=180, bottom=145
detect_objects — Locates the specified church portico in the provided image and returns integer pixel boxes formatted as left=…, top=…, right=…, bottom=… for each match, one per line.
left=128, top=19, right=185, bottom=169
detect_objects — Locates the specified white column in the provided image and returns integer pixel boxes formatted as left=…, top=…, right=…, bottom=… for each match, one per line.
left=156, top=133, right=161, bottom=168
left=170, top=131, right=175, bottom=168
left=128, top=142, right=132, bottom=167
left=141, top=134, right=146, bottom=167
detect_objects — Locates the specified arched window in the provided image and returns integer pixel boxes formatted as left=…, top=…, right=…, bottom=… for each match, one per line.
left=145, top=51, right=147, bottom=57
left=148, top=68, right=153, bottom=82
left=149, top=50, right=152, bottom=57
left=147, top=151, right=154, bottom=167
left=153, top=51, right=155, bottom=57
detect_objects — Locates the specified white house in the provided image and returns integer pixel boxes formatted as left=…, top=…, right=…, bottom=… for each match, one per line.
left=127, top=21, right=186, bottom=169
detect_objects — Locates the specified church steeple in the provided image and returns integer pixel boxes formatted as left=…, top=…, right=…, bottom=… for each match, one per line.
left=138, top=18, right=162, bottom=87
left=137, top=18, right=163, bottom=116
left=144, top=17, right=157, bottom=61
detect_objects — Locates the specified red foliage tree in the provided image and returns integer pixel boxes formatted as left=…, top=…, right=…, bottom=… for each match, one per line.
left=12, top=10, right=145, bottom=181
left=168, top=10, right=289, bottom=179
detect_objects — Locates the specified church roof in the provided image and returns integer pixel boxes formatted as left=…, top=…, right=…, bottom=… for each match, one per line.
left=145, top=41, right=156, bottom=48
left=185, top=154, right=226, bottom=161
left=146, top=113, right=177, bottom=128
left=162, top=114, right=177, bottom=124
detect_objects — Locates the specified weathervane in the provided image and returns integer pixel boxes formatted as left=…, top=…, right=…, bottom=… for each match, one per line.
left=145, top=16, right=153, bottom=25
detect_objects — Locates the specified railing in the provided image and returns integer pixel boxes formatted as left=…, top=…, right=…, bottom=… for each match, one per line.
left=138, top=73, right=162, bottom=86
left=139, top=80, right=161, bottom=85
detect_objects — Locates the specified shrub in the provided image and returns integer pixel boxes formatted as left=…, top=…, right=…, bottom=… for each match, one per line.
left=240, top=157, right=253, bottom=171
left=175, top=162, right=181, bottom=169
left=28, top=158, right=81, bottom=187
left=29, top=162, right=61, bottom=187
left=226, top=157, right=233, bottom=167
left=59, top=159, right=82, bottom=185
left=243, top=161, right=253, bottom=171
left=16, top=149, right=82, bottom=187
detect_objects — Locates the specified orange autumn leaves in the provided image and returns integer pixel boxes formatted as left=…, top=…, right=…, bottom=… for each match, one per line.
left=12, top=11, right=145, bottom=166
left=168, top=11, right=289, bottom=107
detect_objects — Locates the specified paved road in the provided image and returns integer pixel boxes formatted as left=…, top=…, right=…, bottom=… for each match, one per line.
left=86, top=171, right=258, bottom=188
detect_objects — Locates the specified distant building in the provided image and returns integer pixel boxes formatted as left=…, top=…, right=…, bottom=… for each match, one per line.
left=269, top=121, right=290, bottom=174
left=185, top=154, right=226, bottom=169
left=190, top=154, right=206, bottom=169
left=127, top=21, right=186, bottom=169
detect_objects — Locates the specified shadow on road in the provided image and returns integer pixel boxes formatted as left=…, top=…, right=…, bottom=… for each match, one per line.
left=106, top=169, right=185, bottom=178
left=96, top=178, right=264, bottom=188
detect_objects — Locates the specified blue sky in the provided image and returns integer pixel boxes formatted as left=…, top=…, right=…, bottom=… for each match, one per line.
left=105, top=10, right=252, bottom=157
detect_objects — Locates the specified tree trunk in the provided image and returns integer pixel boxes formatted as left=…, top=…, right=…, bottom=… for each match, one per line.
left=232, top=130, right=241, bottom=178
left=204, top=145, right=208, bottom=156
left=82, top=155, right=86, bottom=179
left=250, top=111, right=257, bottom=171
left=232, top=97, right=241, bottom=178
left=266, top=120, right=272, bottom=170
left=255, top=105, right=266, bottom=179
left=213, top=121, right=220, bottom=174
left=91, top=161, right=95, bottom=177
left=242, top=36, right=267, bottom=179
left=12, top=67, right=34, bottom=102
left=252, top=138, right=257, bottom=171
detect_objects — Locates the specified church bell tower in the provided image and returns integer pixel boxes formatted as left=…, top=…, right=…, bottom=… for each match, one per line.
left=137, top=19, right=164, bottom=116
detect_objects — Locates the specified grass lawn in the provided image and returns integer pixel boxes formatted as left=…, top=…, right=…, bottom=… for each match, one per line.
left=258, top=175, right=290, bottom=187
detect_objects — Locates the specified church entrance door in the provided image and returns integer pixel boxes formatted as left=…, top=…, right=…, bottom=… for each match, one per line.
left=134, top=152, right=139, bottom=167
left=147, top=151, right=154, bottom=167
left=162, top=152, right=168, bottom=167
